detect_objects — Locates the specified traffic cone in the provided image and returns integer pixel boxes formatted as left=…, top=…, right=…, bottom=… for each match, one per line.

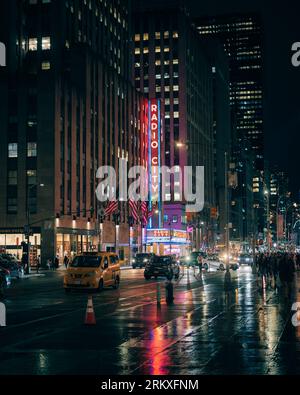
left=84, top=295, right=96, bottom=325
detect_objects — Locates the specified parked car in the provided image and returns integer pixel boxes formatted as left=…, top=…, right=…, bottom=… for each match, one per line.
left=0, top=267, right=11, bottom=293
left=0, top=257, right=23, bottom=279
left=0, top=253, right=21, bottom=265
left=144, top=255, right=180, bottom=280
left=0, top=254, right=23, bottom=276
left=132, top=253, right=155, bottom=269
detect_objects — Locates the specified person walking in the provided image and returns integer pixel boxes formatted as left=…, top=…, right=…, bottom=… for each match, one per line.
left=197, top=254, right=203, bottom=273
left=63, top=255, right=69, bottom=269
left=296, top=253, right=300, bottom=271
left=36, top=255, right=41, bottom=274
left=286, top=254, right=295, bottom=300
left=54, top=255, right=59, bottom=270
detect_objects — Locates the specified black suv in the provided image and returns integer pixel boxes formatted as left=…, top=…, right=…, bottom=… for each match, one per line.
left=132, top=253, right=155, bottom=269
left=144, top=255, right=180, bottom=280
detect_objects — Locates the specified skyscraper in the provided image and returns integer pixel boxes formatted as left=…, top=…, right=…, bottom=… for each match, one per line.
left=133, top=2, right=215, bottom=254
left=196, top=14, right=265, bottom=240
left=0, top=0, right=140, bottom=264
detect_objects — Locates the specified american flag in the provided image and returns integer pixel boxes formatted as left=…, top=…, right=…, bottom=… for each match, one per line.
left=140, top=201, right=148, bottom=226
left=129, top=199, right=139, bottom=222
left=105, top=200, right=118, bottom=216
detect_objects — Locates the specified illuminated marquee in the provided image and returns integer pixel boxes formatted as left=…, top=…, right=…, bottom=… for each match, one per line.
left=148, top=99, right=161, bottom=204
left=146, top=229, right=191, bottom=245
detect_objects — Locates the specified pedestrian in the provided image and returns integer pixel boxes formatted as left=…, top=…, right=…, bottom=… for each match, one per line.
left=63, top=255, right=69, bottom=269
left=197, top=254, right=203, bottom=272
left=296, top=253, right=300, bottom=271
left=286, top=254, right=295, bottom=299
left=36, top=255, right=41, bottom=273
left=54, top=255, right=59, bottom=270
left=46, top=258, right=52, bottom=270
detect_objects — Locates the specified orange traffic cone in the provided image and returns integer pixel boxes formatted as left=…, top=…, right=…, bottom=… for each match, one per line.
left=85, top=295, right=96, bottom=325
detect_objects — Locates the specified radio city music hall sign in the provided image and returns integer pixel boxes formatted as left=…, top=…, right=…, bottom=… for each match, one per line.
left=149, top=99, right=161, bottom=202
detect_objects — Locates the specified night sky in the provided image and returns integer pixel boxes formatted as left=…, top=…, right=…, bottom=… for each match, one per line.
left=187, top=0, right=300, bottom=197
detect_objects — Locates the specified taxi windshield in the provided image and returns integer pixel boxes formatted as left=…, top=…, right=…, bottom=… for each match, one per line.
left=70, top=256, right=101, bottom=268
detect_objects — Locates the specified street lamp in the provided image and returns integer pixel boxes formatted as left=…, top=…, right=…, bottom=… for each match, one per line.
left=264, top=189, right=270, bottom=252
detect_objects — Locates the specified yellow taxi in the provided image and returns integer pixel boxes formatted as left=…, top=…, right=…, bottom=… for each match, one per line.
left=64, top=252, right=121, bottom=292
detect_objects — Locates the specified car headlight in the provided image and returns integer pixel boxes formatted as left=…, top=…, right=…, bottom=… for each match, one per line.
left=246, top=258, right=250, bottom=262
left=185, top=256, right=191, bottom=262
left=143, top=259, right=148, bottom=263
left=132, top=259, right=136, bottom=263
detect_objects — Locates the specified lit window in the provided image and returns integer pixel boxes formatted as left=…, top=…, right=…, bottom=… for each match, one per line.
left=174, top=193, right=181, bottom=201
left=155, top=32, right=161, bottom=39
left=41, top=61, right=51, bottom=70
left=164, top=31, right=169, bottom=39
left=173, top=85, right=179, bottom=91
left=27, top=142, right=37, bottom=157
left=143, top=33, right=149, bottom=41
left=143, top=47, right=149, bottom=54
left=134, top=34, right=140, bottom=42
left=174, top=112, right=179, bottom=118
left=164, top=47, right=170, bottom=52
left=134, top=48, right=140, bottom=55
left=165, top=193, right=171, bottom=201
left=29, top=38, right=38, bottom=51
left=173, top=31, right=179, bottom=38
left=42, top=37, right=51, bottom=50
left=155, top=47, right=161, bottom=53
left=27, top=170, right=37, bottom=185
left=8, top=143, right=18, bottom=158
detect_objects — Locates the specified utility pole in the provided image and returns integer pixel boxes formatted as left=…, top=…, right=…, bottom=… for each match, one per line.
left=224, top=151, right=230, bottom=270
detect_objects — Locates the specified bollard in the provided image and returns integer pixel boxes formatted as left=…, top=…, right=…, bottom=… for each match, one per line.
left=165, top=280, right=174, bottom=305
left=224, top=268, right=232, bottom=292
left=156, top=282, right=161, bottom=306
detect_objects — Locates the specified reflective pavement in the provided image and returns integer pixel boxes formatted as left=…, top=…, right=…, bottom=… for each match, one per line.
left=0, top=267, right=300, bottom=375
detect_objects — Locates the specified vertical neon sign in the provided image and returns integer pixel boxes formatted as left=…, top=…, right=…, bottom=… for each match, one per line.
left=148, top=99, right=161, bottom=228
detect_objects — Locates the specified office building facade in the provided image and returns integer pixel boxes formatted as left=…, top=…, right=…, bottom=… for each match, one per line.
left=133, top=2, right=215, bottom=254
left=0, top=0, right=140, bottom=264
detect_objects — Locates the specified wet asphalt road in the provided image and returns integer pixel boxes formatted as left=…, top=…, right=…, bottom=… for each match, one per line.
left=0, top=266, right=300, bottom=375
